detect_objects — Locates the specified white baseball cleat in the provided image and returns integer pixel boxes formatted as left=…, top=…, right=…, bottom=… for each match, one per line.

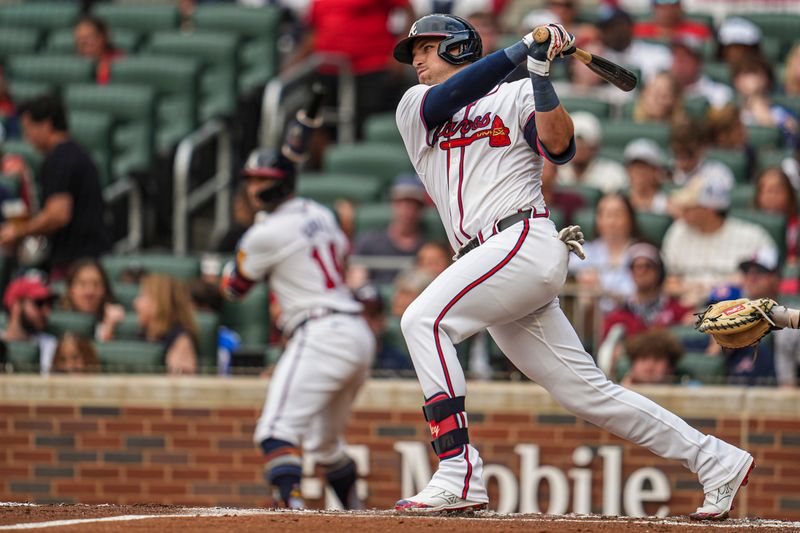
left=394, top=486, right=487, bottom=513
left=689, top=456, right=755, bottom=521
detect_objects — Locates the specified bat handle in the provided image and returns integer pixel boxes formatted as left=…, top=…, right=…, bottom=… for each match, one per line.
left=533, top=26, right=549, bottom=44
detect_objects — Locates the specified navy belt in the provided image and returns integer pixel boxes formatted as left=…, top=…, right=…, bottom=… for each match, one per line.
left=455, top=208, right=548, bottom=260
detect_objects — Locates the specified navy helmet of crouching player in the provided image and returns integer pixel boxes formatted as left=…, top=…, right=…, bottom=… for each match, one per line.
left=393, top=13, right=482, bottom=66
left=241, top=148, right=297, bottom=207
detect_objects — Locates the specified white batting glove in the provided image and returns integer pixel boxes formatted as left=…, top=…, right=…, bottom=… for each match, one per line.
left=526, top=23, right=576, bottom=77
left=558, top=225, right=586, bottom=260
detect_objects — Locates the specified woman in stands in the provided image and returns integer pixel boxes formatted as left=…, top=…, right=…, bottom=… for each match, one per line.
left=74, top=15, right=123, bottom=85
left=134, top=274, right=198, bottom=375
left=754, top=167, right=799, bottom=267
left=61, top=258, right=125, bottom=341
left=51, top=332, right=99, bottom=374
left=633, top=72, right=686, bottom=124
left=784, top=44, right=800, bottom=97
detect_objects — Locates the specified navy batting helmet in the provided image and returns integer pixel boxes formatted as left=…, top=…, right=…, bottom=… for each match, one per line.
left=241, top=148, right=296, bottom=205
left=393, top=13, right=482, bottom=66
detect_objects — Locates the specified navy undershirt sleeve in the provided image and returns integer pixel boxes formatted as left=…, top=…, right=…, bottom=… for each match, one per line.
left=422, top=46, right=524, bottom=129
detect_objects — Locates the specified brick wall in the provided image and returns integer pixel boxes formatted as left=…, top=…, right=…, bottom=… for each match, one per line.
left=1, top=376, right=799, bottom=518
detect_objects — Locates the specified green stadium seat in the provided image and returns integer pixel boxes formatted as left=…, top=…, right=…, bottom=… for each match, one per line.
left=69, top=110, right=113, bottom=187
left=747, top=125, right=783, bottom=150
left=549, top=206, right=565, bottom=230
left=730, top=183, right=755, bottom=209
left=382, top=316, right=408, bottom=357
left=146, top=31, right=238, bottom=121
left=7, top=81, right=53, bottom=104
left=95, top=340, right=164, bottom=373
left=47, top=310, right=96, bottom=338
left=195, top=311, right=219, bottom=369
left=0, top=27, right=40, bottom=61
left=635, top=212, right=673, bottom=248
left=676, top=351, right=727, bottom=384
left=193, top=4, right=282, bottom=94
left=93, top=3, right=179, bottom=33
left=221, top=284, right=269, bottom=346
left=6, top=341, right=39, bottom=373
left=46, top=27, right=141, bottom=54
left=598, top=146, right=626, bottom=165
left=364, top=113, right=402, bottom=145
left=683, top=97, right=710, bottom=119
left=111, top=56, right=200, bottom=152
left=741, top=13, right=800, bottom=57
left=101, top=253, right=201, bottom=281
left=757, top=149, right=793, bottom=173
left=702, top=61, right=731, bottom=86
left=297, top=173, right=383, bottom=205
left=600, top=121, right=671, bottom=149
left=324, top=142, right=414, bottom=182
left=560, top=96, right=611, bottom=118
left=761, top=36, right=783, bottom=64
left=556, top=184, right=603, bottom=208
left=707, top=148, right=749, bottom=183
left=7, top=55, right=95, bottom=87
left=773, top=95, right=800, bottom=116
left=0, top=3, right=80, bottom=31
left=354, top=203, right=445, bottom=242
left=111, top=282, right=139, bottom=310
left=573, top=207, right=596, bottom=241
left=670, top=325, right=708, bottom=352
left=730, top=209, right=787, bottom=259
left=65, top=83, right=156, bottom=177
left=0, top=173, right=21, bottom=197
left=112, top=314, right=141, bottom=340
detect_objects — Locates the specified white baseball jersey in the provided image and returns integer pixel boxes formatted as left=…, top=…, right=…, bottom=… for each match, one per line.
left=236, top=197, right=362, bottom=333
left=396, top=79, right=546, bottom=252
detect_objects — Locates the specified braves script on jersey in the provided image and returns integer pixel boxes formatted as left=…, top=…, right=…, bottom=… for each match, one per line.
left=397, top=79, right=545, bottom=251
left=236, top=197, right=361, bottom=333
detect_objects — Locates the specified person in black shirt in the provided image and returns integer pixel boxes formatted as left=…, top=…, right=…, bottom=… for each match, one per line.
left=0, top=95, right=110, bottom=280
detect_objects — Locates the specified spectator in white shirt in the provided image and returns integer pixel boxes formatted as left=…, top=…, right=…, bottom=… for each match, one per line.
left=671, top=35, right=733, bottom=109
left=596, top=6, right=672, bottom=83
left=624, top=139, right=670, bottom=215
left=556, top=112, right=628, bottom=193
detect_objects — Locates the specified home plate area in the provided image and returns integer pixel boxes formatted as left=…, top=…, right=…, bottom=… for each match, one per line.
left=1, top=504, right=799, bottom=532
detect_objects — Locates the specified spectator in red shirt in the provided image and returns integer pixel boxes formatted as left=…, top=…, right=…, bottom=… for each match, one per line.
left=287, top=0, right=415, bottom=140
left=74, top=15, right=123, bottom=85
left=634, top=0, right=712, bottom=43
left=602, top=242, right=691, bottom=341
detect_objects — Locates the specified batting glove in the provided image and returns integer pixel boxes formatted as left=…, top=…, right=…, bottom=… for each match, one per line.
left=558, top=225, right=586, bottom=260
left=525, top=24, right=576, bottom=77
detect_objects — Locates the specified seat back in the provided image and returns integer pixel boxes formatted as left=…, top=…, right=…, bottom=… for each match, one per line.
left=95, top=340, right=165, bottom=373
left=0, top=3, right=79, bottom=31
left=221, top=284, right=269, bottom=346
left=0, top=27, right=40, bottom=61
left=324, top=142, right=415, bottom=183
left=101, top=254, right=201, bottom=281
left=297, top=173, right=383, bottom=205
left=8, top=55, right=95, bottom=87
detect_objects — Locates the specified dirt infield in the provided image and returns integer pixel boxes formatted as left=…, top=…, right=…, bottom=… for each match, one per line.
left=1, top=504, right=799, bottom=532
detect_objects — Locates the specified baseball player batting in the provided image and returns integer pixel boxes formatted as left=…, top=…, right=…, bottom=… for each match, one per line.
left=221, top=89, right=375, bottom=509
left=391, top=14, right=753, bottom=519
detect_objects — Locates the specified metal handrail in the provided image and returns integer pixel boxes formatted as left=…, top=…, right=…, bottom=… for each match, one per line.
left=103, top=175, right=141, bottom=253
left=172, top=119, right=232, bottom=255
left=260, top=53, right=356, bottom=149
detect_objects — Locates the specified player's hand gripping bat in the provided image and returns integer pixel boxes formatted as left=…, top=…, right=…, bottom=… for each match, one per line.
left=533, top=26, right=638, bottom=92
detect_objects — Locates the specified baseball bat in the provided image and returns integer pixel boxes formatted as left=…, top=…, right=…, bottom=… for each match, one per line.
left=533, top=27, right=638, bottom=92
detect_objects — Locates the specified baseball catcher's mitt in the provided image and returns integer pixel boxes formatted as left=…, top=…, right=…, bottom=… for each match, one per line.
left=695, top=298, right=778, bottom=349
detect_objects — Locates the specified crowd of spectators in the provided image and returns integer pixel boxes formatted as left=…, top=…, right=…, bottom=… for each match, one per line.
left=1, top=0, right=800, bottom=389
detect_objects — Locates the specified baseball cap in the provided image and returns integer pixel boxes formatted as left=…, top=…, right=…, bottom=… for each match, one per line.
left=626, top=242, right=663, bottom=269
left=739, top=246, right=780, bottom=274
left=718, top=17, right=762, bottom=47
left=391, top=174, right=427, bottom=204
left=572, top=112, right=601, bottom=145
left=624, top=139, right=666, bottom=168
left=3, top=276, right=55, bottom=310
left=354, top=283, right=384, bottom=314
left=671, top=168, right=733, bottom=210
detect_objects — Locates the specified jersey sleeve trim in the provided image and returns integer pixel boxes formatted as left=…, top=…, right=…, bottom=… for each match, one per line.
left=523, top=113, right=576, bottom=165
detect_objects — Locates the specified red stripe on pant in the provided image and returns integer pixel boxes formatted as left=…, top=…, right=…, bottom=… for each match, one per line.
left=432, top=219, right=530, bottom=500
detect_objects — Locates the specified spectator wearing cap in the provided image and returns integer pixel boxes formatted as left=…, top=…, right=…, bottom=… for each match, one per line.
left=633, top=72, right=686, bottom=124
left=602, top=242, right=690, bottom=342
left=633, top=0, right=712, bottom=42
left=669, top=118, right=735, bottom=187
left=671, top=35, right=733, bottom=109
left=353, top=174, right=428, bottom=284
left=733, top=54, right=799, bottom=149
left=620, top=329, right=683, bottom=386
left=624, top=139, right=670, bottom=215
left=754, top=166, right=800, bottom=268
left=596, top=6, right=672, bottom=83
left=662, top=170, right=776, bottom=306
left=354, top=283, right=412, bottom=372
left=717, top=247, right=788, bottom=386
left=717, top=17, right=762, bottom=68
left=556, top=112, right=628, bottom=193
left=2, top=276, right=57, bottom=374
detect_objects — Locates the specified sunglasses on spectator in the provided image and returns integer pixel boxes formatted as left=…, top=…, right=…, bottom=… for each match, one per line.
left=30, top=298, right=53, bottom=309
left=631, top=261, right=658, bottom=271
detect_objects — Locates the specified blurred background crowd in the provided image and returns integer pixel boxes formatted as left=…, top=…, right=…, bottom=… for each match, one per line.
left=0, top=0, right=798, bottom=388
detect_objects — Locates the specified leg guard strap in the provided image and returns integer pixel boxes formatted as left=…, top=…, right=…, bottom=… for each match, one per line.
left=423, top=394, right=465, bottom=422
left=432, top=428, right=470, bottom=458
